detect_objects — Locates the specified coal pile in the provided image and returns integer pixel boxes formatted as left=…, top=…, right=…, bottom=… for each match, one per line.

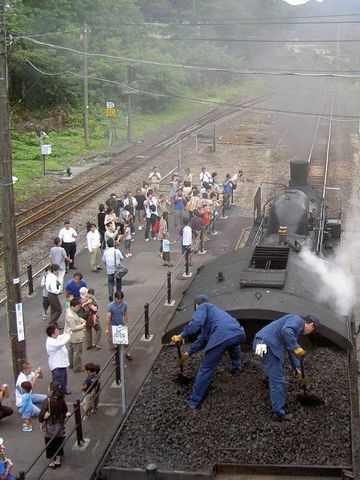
left=106, top=347, right=351, bottom=471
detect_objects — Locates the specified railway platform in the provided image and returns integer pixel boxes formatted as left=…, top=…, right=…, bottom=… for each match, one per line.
left=0, top=204, right=252, bottom=480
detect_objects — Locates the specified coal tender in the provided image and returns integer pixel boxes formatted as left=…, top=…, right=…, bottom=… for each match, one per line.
left=100, top=161, right=360, bottom=479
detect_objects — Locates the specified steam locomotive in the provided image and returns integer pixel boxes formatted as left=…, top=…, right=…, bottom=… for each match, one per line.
left=163, top=160, right=349, bottom=351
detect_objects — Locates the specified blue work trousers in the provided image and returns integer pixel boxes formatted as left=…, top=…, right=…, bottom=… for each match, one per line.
left=189, top=334, right=242, bottom=407
left=261, top=348, right=286, bottom=416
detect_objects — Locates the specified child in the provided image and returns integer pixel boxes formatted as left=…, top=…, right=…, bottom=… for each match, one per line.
left=81, top=363, right=97, bottom=420
left=20, top=381, right=33, bottom=432
left=0, top=438, right=15, bottom=480
left=91, top=364, right=101, bottom=414
left=63, top=292, right=74, bottom=311
left=41, top=266, right=50, bottom=320
left=124, top=221, right=132, bottom=258
left=162, top=232, right=173, bottom=267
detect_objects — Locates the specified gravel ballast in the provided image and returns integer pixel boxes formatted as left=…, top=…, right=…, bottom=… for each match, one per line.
left=105, top=347, right=351, bottom=472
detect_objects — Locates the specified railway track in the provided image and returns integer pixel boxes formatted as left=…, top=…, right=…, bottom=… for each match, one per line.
left=0, top=94, right=272, bottom=258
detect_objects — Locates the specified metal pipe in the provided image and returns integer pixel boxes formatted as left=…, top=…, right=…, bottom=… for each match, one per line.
left=144, top=303, right=150, bottom=339
left=185, top=250, right=190, bottom=276
left=167, top=271, right=172, bottom=304
left=115, top=346, right=121, bottom=385
left=73, top=399, right=84, bottom=446
left=27, top=265, right=34, bottom=295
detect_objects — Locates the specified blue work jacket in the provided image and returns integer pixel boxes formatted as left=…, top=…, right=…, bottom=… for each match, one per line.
left=180, top=303, right=245, bottom=355
left=254, top=314, right=304, bottom=366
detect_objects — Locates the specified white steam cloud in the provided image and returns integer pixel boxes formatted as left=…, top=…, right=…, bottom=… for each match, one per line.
left=300, top=246, right=355, bottom=316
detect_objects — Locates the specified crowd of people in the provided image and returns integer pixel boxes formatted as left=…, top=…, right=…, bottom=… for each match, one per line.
left=0, top=165, right=245, bottom=472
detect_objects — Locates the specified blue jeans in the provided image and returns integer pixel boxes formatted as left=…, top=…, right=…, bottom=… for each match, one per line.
left=107, top=274, right=122, bottom=298
left=189, top=334, right=242, bottom=407
left=52, top=367, right=68, bottom=394
left=18, top=393, right=47, bottom=417
left=260, top=347, right=286, bottom=416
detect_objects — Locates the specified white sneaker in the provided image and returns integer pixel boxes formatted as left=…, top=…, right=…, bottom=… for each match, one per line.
left=42, top=313, right=47, bottom=320
left=145, top=238, right=149, bottom=242
left=138, top=226, right=142, bottom=231
left=128, top=253, right=132, bottom=257
left=125, top=253, right=129, bottom=258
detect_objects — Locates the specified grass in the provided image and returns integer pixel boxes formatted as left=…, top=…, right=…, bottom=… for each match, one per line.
left=11, top=79, right=265, bottom=204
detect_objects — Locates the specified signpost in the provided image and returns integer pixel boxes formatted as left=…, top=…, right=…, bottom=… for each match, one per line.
left=105, top=102, right=117, bottom=147
left=41, top=144, right=51, bottom=176
left=112, top=325, right=128, bottom=414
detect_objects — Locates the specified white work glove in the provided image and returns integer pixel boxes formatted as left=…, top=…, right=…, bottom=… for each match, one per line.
left=255, top=343, right=267, bottom=358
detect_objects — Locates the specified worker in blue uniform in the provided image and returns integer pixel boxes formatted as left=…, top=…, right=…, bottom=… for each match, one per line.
left=171, top=294, right=245, bottom=409
left=253, top=313, right=320, bottom=421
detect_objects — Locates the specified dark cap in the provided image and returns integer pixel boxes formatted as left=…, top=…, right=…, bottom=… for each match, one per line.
left=194, top=294, right=209, bottom=305
left=305, top=314, right=320, bottom=329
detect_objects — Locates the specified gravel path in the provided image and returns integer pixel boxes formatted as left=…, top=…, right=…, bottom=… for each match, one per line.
left=106, top=347, right=351, bottom=471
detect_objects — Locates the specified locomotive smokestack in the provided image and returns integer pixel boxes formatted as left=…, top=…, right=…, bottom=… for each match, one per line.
left=290, top=161, right=309, bottom=187
left=279, top=226, right=288, bottom=244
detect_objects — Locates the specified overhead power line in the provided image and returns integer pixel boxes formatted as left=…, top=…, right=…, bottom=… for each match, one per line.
left=159, top=37, right=360, bottom=43
left=24, top=59, right=360, bottom=123
left=12, top=29, right=81, bottom=39
left=20, top=37, right=360, bottom=79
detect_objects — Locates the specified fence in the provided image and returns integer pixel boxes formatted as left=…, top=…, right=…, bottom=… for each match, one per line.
left=15, top=191, right=233, bottom=479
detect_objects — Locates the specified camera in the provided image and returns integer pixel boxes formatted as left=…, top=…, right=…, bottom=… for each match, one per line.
left=1, top=384, right=9, bottom=398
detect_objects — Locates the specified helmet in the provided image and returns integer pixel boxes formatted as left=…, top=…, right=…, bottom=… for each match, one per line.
left=305, top=314, right=320, bottom=329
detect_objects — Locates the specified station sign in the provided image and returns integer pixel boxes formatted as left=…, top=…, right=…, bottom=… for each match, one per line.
left=112, top=325, right=129, bottom=345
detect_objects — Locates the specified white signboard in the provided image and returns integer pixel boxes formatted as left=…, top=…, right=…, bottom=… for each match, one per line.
left=106, top=101, right=115, bottom=108
left=15, top=303, right=25, bottom=342
left=112, top=325, right=128, bottom=345
left=41, top=144, right=52, bottom=155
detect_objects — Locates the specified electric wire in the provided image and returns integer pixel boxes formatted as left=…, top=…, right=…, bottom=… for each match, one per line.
left=19, top=37, right=360, bottom=78
left=25, top=59, right=360, bottom=123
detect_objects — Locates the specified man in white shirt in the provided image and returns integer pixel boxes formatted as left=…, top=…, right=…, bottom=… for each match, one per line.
left=199, top=167, right=212, bottom=185
left=102, top=238, right=124, bottom=301
left=144, top=192, right=158, bottom=241
left=46, top=324, right=71, bottom=394
left=49, top=237, right=70, bottom=283
left=173, top=218, right=193, bottom=264
left=15, top=362, right=46, bottom=417
left=45, top=264, right=63, bottom=326
left=86, top=223, right=102, bottom=272
left=148, top=167, right=161, bottom=195
left=59, top=220, right=77, bottom=270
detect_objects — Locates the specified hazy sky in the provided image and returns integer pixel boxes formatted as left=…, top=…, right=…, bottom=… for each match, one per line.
left=283, top=0, right=323, bottom=4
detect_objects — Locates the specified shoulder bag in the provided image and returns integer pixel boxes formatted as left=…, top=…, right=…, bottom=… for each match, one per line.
left=42, top=399, right=65, bottom=438
left=113, top=249, right=128, bottom=279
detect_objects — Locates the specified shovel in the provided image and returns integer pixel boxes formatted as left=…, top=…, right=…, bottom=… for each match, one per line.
left=296, top=358, right=323, bottom=406
left=173, top=343, right=193, bottom=385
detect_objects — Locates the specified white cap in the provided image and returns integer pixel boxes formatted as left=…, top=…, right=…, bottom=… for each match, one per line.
left=79, top=287, right=88, bottom=299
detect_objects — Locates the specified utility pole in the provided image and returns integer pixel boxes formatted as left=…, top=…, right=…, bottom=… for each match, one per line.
left=0, top=4, right=26, bottom=381
left=83, top=22, right=90, bottom=147
left=127, top=66, right=132, bottom=143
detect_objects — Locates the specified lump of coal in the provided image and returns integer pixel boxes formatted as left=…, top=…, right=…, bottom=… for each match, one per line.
left=105, top=348, right=351, bottom=471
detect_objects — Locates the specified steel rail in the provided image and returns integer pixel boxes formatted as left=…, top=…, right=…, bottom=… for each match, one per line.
left=315, top=79, right=336, bottom=256
left=0, top=94, right=271, bottom=256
